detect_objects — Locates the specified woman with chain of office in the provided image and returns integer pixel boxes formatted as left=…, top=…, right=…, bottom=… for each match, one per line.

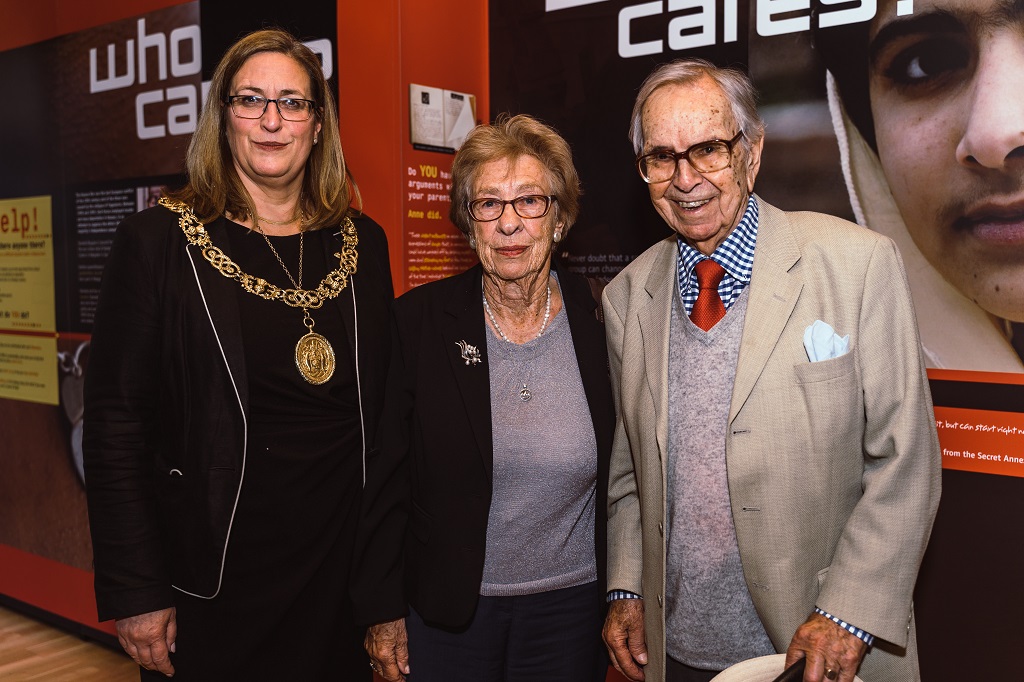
left=83, top=29, right=392, bottom=680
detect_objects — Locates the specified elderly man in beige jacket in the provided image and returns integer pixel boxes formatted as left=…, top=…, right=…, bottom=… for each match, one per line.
left=601, top=58, right=941, bottom=682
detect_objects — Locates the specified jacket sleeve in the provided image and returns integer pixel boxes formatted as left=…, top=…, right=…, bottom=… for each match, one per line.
left=816, top=236, right=942, bottom=646
left=350, top=305, right=414, bottom=626
left=603, top=284, right=645, bottom=595
left=82, top=215, right=174, bottom=622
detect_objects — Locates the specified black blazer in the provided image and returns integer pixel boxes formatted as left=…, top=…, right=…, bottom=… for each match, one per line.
left=83, top=205, right=392, bottom=622
left=352, top=260, right=614, bottom=629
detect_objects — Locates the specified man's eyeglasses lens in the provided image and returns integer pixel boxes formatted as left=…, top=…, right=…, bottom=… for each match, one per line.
left=469, top=195, right=555, bottom=222
left=637, top=131, right=743, bottom=183
left=226, top=95, right=315, bottom=121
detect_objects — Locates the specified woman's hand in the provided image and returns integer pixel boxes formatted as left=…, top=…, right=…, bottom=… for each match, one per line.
left=365, top=618, right=410, bottom=681
left=115, top=607, right=177, bottom=676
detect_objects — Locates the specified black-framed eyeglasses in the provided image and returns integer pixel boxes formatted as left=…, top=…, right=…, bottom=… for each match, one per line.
left=225, top=95, right=317, bottom=121
left=637, top=131, right=744, bottom=183
left=467, top=195, right=556, bottom=222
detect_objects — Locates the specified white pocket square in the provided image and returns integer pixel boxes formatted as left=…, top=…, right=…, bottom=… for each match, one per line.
left=803, top=320, right=850, bottom=362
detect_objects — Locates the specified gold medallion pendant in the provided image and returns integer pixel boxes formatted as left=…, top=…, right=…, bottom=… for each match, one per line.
left=295, top=331, right=335, bottom=385
left=295, top=308, right=335, bottom=384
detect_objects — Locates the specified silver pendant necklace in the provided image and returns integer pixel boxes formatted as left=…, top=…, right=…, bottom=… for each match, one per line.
left=482, top=283, right=551, bottom=402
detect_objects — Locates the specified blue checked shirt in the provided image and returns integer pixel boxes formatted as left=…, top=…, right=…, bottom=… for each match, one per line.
left=609, top=195, right=874, bottom=647
left=676, top=195, right=758, bottom=314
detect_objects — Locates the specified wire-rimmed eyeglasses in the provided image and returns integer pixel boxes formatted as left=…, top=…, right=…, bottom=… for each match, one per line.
left=468, top=195, right=556, bottom=222
left=225, top=95, right=317, bottom=121
left=637, top=131, right=744, bottom=184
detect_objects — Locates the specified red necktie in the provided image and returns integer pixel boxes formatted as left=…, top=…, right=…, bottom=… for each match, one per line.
left=690, top=259, right=726, bottom=331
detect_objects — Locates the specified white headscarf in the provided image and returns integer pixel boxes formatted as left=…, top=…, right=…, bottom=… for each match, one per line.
left=827, top=72, right=1024, bottom=373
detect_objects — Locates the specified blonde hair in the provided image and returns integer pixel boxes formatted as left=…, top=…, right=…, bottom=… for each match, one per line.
left=167, top=29, right=358, bottom=229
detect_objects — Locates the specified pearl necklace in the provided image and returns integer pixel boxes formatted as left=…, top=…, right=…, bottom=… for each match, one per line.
left=482, top=284, right=551, bottom=343
left=482, top=283, right=552, bottom=402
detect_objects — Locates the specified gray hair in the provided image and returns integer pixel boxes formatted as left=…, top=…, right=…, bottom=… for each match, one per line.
left=628, top=58, right=765, bottom=156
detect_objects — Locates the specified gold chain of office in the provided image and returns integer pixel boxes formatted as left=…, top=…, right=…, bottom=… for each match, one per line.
left=159, top=197, right=359, bottom=310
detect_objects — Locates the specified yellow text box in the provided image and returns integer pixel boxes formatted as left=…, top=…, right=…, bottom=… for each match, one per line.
left=0, top=196, right=55, bottom=333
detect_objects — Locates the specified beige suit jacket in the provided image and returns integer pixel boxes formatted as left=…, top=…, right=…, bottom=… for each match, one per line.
left=603, top=197, right=941, bottom=682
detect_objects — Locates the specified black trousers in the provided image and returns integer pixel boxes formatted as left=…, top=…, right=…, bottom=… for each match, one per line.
left=666, top=656, right=721, bottom=682
left=404, top=581, right=606, bottom=682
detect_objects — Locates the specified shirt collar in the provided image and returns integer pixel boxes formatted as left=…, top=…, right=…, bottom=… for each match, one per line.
left=676, top=194, right=759, bottom=283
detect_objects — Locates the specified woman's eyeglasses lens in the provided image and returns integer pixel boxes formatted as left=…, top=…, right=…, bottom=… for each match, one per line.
left=469, top=195, right=554, bottom=222
left=226, top=95, right=314, bottom=121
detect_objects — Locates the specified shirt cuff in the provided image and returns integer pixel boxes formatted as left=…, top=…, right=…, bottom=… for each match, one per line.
left=607, top=590, right=643, bottom=603
left=814, top=607, right=875, bottom=646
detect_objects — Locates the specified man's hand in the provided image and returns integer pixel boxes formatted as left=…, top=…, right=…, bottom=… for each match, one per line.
left=785, top=613, right=868, bottom=682
left=602, top=598, right=648, bottom=681
left=115, top=607, right=176, bottom=677
left=365, top=618, right=410, bottom=681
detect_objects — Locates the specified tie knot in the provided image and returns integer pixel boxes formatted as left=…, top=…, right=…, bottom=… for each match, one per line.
left=694, top=259, right=725, bottom=289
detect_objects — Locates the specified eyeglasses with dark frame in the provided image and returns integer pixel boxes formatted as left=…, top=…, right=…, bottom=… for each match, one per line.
left=225, top=95, right=317, bottom=121
left=467, top=195, right=557, bottom=222
left=636, top=131, right=744, bottom=184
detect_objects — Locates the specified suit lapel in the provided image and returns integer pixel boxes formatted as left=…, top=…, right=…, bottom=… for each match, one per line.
left=441, top=266, right=494, bottom=478
left=730, top=197, right=803, bottom=422
left=639, top=239, right=677, bottom=461
left=187, top=218, right=249, bottom=410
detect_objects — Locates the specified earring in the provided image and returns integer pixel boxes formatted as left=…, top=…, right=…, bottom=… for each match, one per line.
left=468, top=236, right=477, bottom=249
left=553, top=230, right=562, bottom=243
left=313, top=135, right=318, bottom=145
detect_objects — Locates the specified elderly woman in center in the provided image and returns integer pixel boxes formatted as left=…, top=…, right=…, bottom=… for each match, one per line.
left=352, top=114, right=613, bottom=682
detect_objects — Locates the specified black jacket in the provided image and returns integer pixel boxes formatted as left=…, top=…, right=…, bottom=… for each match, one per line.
left=352, top=260, right=613, bottom=628
left=83, top=205, right=392, bottom=621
